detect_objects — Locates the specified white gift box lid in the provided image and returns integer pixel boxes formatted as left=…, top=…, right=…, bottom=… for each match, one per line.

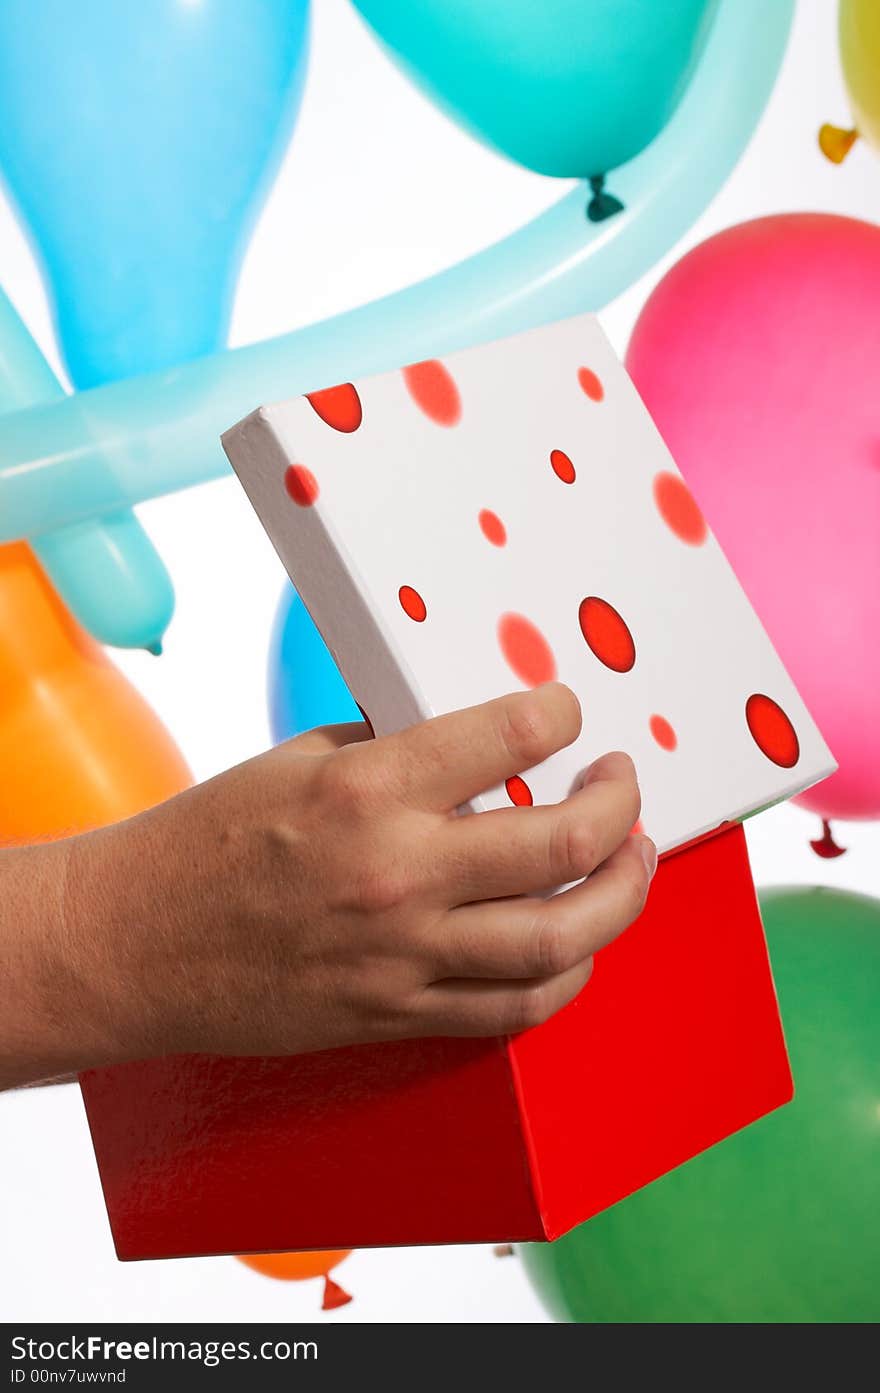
left=223, top=312, right=834, bottom=855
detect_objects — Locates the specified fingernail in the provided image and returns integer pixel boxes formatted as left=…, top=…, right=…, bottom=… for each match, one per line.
left=581, top=756, right=603, bottom=785
left=582, top=751, right=636, bottom=787
left=639, top=836, right=658, bottom=879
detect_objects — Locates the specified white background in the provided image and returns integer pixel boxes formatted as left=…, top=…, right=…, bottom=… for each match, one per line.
left=1, top=0, right=878, bottom=1323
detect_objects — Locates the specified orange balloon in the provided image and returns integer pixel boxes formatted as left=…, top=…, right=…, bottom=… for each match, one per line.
left=238, top=1250, right=351, bottom=1282
left=0, top=542, right=190, bottom=843
left=237, top=1250, right=353, bottom=1309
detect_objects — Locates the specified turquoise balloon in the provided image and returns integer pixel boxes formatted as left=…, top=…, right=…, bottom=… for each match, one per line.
left=0, top=0, right=792, bottom=591
left=0, top=0, right=309, bottom=648
left=34, top=513, right=175, bottom=656
left=268, top=585, right=359, bottom=743
left=0, top=286, right=174, bottom=652
left=353, top=0, right=719, bottom=185
left=521, top=887, right=880, bottom=1323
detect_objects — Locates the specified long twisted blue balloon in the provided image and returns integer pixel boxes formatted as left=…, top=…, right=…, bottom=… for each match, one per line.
left=0, top=0, right=792, bottom=574
left=0, top=282, right=178, bottom=652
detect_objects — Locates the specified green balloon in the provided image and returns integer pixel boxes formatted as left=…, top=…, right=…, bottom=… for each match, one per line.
left=521, top=887, right=880, bottom=1322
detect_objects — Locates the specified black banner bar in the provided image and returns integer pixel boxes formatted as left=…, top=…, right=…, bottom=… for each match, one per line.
left=0, top=1321, right=852, bottom=1388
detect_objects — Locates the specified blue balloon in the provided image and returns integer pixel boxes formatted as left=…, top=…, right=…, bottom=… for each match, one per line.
left=0, top=0, right=309, bottom=648
left=0, top=0, right=309, bottom=386
left=268, top=585, right=359, bottom=744
left=354, top=0, right=719, bottom=195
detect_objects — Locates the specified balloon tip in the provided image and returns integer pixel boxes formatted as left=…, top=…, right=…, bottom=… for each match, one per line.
left=322, top=1275, right=353, bottom=1310
left=586, top=174, right=624, bottom=223
left=818, top=124, right=858, bottom=164
left=145, top=640, right=164, bottom=656
left=809, top=819, right=846, bottom=859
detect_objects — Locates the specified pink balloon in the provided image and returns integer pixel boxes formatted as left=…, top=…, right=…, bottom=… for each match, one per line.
left=626, top=213, right=880, bottom=821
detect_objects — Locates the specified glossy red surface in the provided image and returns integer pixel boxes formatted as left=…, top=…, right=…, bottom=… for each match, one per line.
left=81, top=824, right=791, bottom=1257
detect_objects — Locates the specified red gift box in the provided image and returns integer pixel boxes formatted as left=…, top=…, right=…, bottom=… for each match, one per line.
left=80, top=823, right=792, bottom=1258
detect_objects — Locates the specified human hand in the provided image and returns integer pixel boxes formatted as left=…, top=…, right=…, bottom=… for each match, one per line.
left=43, top=684, right=657, bottom=1070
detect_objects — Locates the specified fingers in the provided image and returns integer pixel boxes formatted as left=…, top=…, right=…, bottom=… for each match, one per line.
left=411, top=831, right=656, bottom=1037
left=431, top=833, right=656, bottom=981
left=288, top=721, right=373, bottom=756
left=416, top=958, right=595, bottom=1039
left=366, top=684, right=582, bottom=812
left=436, top=751, right=641, bottom=903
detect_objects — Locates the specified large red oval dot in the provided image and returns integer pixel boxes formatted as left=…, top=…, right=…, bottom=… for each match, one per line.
left=498, top=612, right=557, bottom=688
left=550, top=449, right=576, bottom=484
left=505, top=775, right=533, bottom=807
left=653, top=471, right=708, bottom=546
left=402, top=360, right=461, bottom=426
left=578, top=597, right=636, bottom=673
left=306, top=382, right=363, bottom=432
left=649, top=714, right=677, bottom=751
left=478, top=509, right=507, bottom=546
left=399, top=585, right=427, bottom=622
left=577, top=367, right=604, bottom=402
left=745, top=694, right=800, bottom=768
left=284, top=464, right=319, bottom=507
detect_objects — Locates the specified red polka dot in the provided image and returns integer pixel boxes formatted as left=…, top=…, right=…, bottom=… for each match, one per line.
left=498, top=612, right=557, bottom=688
left=402, top=360, right=461, bottom=426
left=745, top=694, right=800, bottom=768
left=284, top=464, right=319, bottom=507
left=399, top=585, right=427, bottom=622
left=506, top=775, right=533, bottom=807
left=577, top=367, right=604, bottom=402
left=479, top=509, right=507, bottom=546
left=578, top=597, right=636, bottom=673
left=550, top=449, right=576, bottom=484
left=649, top=714, right=677, bottom=751
left=306, top=382, right=363, bottom=432
left=653, top=471, right=707, bottom=546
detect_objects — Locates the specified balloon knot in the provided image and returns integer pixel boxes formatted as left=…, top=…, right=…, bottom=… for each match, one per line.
left=587, top=174, right=624, bottom=223
left=818, top=124, right=859, bottom=164
left=322, top=1274, right=353, bottom=1310
left=809, top=819, right=846, bottom=859
left=145, top=639, right=163, bottom=656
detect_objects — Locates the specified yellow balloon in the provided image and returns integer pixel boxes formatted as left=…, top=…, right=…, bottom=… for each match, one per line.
left=840, top=0, right=880, bottom=148
left=820, top=0, right=880, bottom=161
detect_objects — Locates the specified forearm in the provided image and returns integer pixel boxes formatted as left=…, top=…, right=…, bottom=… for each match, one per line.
left=0, top=815, right=188, bottom=1090
left=0, top=837, right=117, bottom=1090
left=1, top=785, right=266, bottom=1092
